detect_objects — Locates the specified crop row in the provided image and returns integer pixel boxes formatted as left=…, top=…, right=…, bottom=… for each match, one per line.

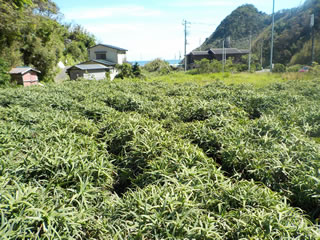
left=0, top=79, right=320, bottom=239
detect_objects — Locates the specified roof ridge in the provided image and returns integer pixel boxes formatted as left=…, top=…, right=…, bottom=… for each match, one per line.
left=89, top=43, right=128, bottom=51
left=9, top=67, right=40, bottom=74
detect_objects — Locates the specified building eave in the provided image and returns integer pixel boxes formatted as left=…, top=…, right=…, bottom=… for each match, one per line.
left=89, top=43, right=128, bottom=52
left=9, top=67, right=41, bottom=75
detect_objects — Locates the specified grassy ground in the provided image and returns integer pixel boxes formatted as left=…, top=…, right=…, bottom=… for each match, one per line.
left=144, top=71, right=315, bottom=88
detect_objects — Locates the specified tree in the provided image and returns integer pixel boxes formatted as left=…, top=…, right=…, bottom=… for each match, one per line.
left=144, top=59, right=171, bottom=74
left=116, top=63, right=134, bottom=79
left=0, top=58, right=11, bottom=85
left=132, top=63, right=142, bottom=78
left=12, top=0, right=33, bottom=9
left=273, top=63, right=286, bottom=73
left=0, top=0, right=96, bottom=81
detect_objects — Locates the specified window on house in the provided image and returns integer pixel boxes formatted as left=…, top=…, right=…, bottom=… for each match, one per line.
left=96, top=52, right=106, bottom=60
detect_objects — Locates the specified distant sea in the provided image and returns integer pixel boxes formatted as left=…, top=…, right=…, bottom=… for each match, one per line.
left=129, top=59, right=181, bottom=66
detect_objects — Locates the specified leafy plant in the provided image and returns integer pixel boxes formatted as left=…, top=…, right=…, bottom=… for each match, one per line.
left=1, top=77, right=320, bottom=239
left=115, top=63, right=134, bottom=79
left=143, top=58, right=171, bottom=75
left=273, top=63, right=286, bottom=73
left=0, top=58, right=10, bottom=85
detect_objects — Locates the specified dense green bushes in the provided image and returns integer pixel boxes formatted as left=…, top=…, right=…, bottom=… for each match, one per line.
left=0, top=58, right=10, bottom=85
left=143, top=58, right=171, bottom=75
left=287, top=64, right=302, bottom=72
left=188, top=58, right=261, bottom=74
left=1, top=79, right=320, bottom=239
left=115, top=63, right=142, bottom=79
left=273, top=63, right=286, bottom=73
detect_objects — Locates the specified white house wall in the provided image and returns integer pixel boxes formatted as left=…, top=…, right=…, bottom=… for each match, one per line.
left=117, top=54, right=127, bottom=65
left=89, top=46, right=121, bottom=64
left=84, top=71, right=106, bottom=80
left=109, top=69, right=118, bottom=80
left=69, top=69, right=107, bottom=80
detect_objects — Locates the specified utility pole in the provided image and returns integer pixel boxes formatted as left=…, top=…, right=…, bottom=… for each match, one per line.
left=270, top=0, right=275, bottom=72
left=311, top=14, right=315, bottom=64
left=249, top=32, right=252, bottom=72
left=260, top=41, right=263, bottom=68
left=183, top=19, right=191, bottom=71
left=224, top=42, right=227, bottom=67
left=224, top=43, right=226, bottom=67
left=222, top=40, right=225, bottom=73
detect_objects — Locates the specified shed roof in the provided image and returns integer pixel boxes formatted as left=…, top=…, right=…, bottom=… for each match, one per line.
left=9, top=67, right=41, bottom=75
left=77, top=59, right=117, bottom=66
left=92, top=59, right=117, bottom=66
left=90, top=44, right=128, bottom=52
left=210, top=48, right=250, bottom=55
left=73, top=64, right=109, bottom=71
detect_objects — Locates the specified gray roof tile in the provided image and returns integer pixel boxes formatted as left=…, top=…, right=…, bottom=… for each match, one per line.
left=9, top=67, right=40, bottom=75
left=90, top=44, right=128, bottom=52
left=74, top=64, right=109, bottom=70
left=191, top=51, right=210, bottom=56
left=210, top=48, right=249, bottom=55
left=93, top=59, right=117, bottom=66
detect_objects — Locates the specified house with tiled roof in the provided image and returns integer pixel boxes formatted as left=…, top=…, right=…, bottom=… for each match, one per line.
left=67, top=44, right=128, bottom=80
left=186, top=48, right=249, bottom=69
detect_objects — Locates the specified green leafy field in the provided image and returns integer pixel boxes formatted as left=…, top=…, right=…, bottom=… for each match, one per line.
left=1, top=76, right=320, bottom=239
left=146, top=72, right=314, bottom=88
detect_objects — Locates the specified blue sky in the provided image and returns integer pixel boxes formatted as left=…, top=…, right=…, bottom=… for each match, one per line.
left=55, top=0, right=305, bottom=61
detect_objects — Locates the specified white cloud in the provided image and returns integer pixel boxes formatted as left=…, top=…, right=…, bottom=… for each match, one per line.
left=64, top=6, right=162, bottom=20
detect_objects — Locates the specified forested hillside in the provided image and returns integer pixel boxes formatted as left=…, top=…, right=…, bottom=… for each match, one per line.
left=0, top=0, right=95, bottom=81
left=200, top=4, right=271, bottom=50
left=200, top=0, right=320, bottom=66
left=254, top=0, right=320, bottom=66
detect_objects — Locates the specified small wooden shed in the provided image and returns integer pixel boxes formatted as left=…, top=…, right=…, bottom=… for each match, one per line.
left=67, top=63, right=110, bottom=80
left=9, top=67, right=40, bottom=87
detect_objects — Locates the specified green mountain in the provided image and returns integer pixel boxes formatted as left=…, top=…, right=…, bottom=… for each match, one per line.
left=199, top=0, right=320, bottom=66
left=254, top=0, right=320, bottom=66
left=200, top=4, right=271, bottom=50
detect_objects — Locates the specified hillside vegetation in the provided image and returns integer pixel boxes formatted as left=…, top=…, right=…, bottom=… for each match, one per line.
left=0, top=0, right=95, bottom=81
left=200, top=4, right=270, bottom=50
left=255, top=0, right=320, bottom=65
left=1, top=76, right=320, bottom=239
left=200, top=0, right=320, bottom=66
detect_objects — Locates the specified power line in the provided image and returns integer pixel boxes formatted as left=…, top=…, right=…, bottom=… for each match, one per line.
left=181, top=20, right=217, bottom=71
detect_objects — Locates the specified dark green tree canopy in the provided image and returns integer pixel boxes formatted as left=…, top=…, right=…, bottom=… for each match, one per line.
left=0, top=0, right=95, bottom=82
